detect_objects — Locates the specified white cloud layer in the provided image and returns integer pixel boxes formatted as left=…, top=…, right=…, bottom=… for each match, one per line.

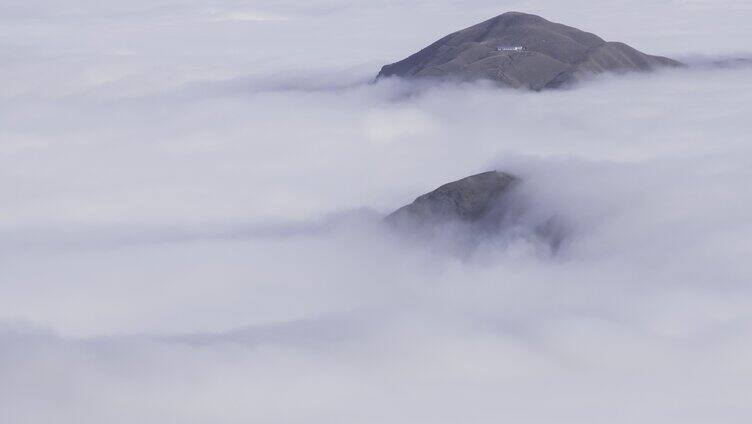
left=2, top=1, right=752, bottom=422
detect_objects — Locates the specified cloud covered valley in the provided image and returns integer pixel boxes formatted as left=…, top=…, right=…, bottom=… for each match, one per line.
left=2, top=1, right=752, bottom=422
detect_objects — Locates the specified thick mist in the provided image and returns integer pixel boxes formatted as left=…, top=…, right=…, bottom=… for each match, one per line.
left=2, top=1, right=752, bottom=423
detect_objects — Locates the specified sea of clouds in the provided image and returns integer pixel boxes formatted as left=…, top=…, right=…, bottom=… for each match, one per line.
left=2, top=0, right=752, bottom=423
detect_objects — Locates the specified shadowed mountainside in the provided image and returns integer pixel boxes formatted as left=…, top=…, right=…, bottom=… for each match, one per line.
left=385, top=171, right=565, bottom=254
left=386, top=171, right=518, bottom=226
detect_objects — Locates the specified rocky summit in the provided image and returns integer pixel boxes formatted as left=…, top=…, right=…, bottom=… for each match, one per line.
left=377, top=12, right=682, bottom=90
left=385, top=171, right=518, bottom=227
left=385, top=171, right=566, bottom=253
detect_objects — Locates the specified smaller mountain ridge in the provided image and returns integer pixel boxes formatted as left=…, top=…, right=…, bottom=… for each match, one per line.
left=377, top=12, right=682, bottom=90
left=386, top=171, right=518, bottom=226
left=385, top=171, right=566, bottom=254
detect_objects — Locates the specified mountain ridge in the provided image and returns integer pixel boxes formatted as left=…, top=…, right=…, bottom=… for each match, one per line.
left=377, top=12, right=682, bottom=90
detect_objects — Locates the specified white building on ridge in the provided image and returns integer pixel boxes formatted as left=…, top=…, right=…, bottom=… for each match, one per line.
left=497, top=46, right=525, bottom=52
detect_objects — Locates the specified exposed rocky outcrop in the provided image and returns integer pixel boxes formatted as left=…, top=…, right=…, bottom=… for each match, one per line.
left=386, top=171, right=565, bottom=254
left=377, top=12, right=682, bottom=90
left=386, top=171, right=518, bottom=226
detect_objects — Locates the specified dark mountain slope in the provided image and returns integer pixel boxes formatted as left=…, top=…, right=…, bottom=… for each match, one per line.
left=377, top=12, right=682, bottom=90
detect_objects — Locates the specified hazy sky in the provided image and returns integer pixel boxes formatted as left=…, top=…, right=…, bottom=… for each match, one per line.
left=2, top=1, right=752, bottom=423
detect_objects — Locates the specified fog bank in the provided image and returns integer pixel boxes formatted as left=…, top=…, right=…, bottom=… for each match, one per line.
left=2, top=1, right=752, bottom=422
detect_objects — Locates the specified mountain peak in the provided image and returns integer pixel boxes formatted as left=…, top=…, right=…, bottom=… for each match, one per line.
left=377, top=12, right=681, bottom=90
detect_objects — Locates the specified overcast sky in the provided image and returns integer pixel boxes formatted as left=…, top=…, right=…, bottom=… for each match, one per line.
left=2, top=1, right=752, bottom=423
